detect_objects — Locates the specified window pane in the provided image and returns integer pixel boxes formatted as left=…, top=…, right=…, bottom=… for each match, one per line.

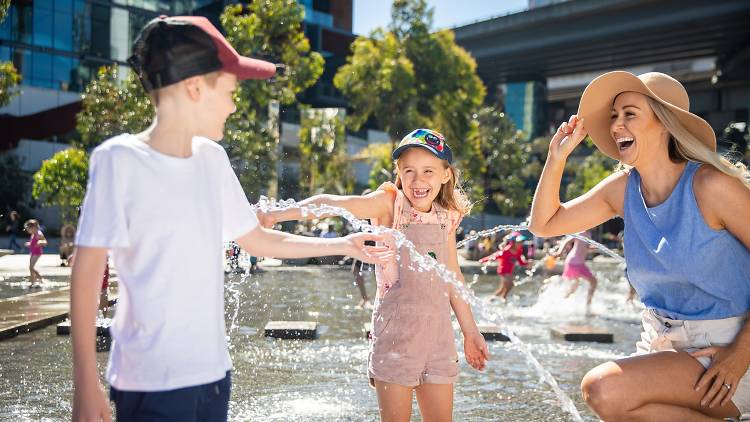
left=54, top=10, right=73, bottom=51
left=33, top=4, right=53, bottom=48
left=53, top=55, right=74, bottom=90
left=32, top=52, right=53, bottom=88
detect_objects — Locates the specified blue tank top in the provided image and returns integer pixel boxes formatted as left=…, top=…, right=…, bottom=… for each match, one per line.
left=624, top=161, right=750, bottom=320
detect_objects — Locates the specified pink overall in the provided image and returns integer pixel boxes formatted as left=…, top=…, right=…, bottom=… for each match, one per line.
left=368, top=189, right=459, bottom=387
left=29, top=232, right=44, bottom=256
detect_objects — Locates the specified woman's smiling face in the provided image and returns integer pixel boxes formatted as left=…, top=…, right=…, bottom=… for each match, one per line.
left=610, top=91, right=669, bottom=166
left=396, top=147, right=451, bottom=212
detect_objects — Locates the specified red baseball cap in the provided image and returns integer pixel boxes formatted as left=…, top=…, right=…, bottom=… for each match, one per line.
left=128, top=15, right=276, bottom=91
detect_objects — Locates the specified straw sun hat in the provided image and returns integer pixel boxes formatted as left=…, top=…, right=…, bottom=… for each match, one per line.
left=577, top=71, right=716, bottom=159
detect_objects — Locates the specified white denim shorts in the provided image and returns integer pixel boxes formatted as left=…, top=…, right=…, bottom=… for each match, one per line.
left=635, top=309, right=750, bottom=417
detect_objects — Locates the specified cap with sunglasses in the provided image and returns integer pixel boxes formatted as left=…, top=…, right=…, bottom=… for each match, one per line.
left=128, top=15, right=276, bottom=92
left=392, top=129, right=453, bottom=164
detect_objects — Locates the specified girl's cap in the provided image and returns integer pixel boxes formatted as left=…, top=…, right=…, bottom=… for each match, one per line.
left=392, top=129, right=453, bottom=164
left=128, top=15, right=276, bottom=92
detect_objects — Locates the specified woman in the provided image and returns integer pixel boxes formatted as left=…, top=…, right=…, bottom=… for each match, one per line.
left=529, top=71, right=750, bottom=421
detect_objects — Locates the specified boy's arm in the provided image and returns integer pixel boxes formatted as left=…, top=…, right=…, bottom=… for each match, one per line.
left=71, top=246, right=112, bottom=422
left=445, top=234, right=489, bottom=371
left=257, top=191, right=392, bottom=228
left=235, top=225, right=392, bottom=265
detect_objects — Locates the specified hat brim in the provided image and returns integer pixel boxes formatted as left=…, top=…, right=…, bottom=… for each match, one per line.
left=225, top=56, right=276, bottom=80
left=392, top=143, right=452, bottom=163
left=578, top=71, right=716, bottom=160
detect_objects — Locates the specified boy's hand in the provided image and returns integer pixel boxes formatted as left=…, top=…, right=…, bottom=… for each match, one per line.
left=463, top=331, right=490, bottom=371
left=72, top=378, right=112, bottom=422
left=256, top=210, right=276, bottom=229
left=343, top=232, right=394, bottom=265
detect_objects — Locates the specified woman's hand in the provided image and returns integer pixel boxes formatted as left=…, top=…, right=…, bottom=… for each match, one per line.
left=691, top=344, right=750, bottom=408
left=548, top=115, right=588, bottom=162
left=463, top=331, right=490, bottom=371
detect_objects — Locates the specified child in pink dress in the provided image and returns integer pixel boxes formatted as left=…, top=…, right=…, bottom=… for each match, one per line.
left=24, top=219, right=47, bottom=288
left=259, top=128, right=489, bottom=421
left=479, top=234, right=529, bottom=300
left=555, top=230, right=598, bottom=306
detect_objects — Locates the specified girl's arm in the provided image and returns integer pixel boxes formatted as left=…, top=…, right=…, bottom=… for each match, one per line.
left=446, top=233, right=489, bottom=371
left=37, top=232, right=48, bottom=247
left=257, top=190, right=393, bottom=228
left=529, top=116, right=626, bottom=237
left=553, top=237, right=575, bottom=257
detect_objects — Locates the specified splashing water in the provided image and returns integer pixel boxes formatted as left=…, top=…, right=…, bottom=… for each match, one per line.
left=254, top=196, right=585, bottom=421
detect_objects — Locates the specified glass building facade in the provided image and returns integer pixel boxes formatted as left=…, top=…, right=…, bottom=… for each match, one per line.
left=0, top=0, right=214, bottom=92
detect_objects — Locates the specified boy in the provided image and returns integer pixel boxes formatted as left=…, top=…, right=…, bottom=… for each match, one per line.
left=71, top=16, right=390, bottom=422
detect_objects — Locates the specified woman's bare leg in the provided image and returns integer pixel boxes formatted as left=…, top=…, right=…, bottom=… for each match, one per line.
left=375, top=381, right=414, bottom=422
left=582, top=351, right=740, bottom=421
left=415, top=383, right=453, bottom=422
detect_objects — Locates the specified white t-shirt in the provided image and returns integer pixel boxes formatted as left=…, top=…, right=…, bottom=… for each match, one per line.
left=76, top=134, right=258, bottom=391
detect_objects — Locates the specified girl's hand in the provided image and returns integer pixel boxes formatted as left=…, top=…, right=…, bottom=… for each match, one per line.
left=548, top=115, right=587, bottom=162
left=256, top=210, right=276, bottom=229
left=691, top=344, right=750, bottom=408
left=463, top=331, right=490, bottom=371
left=24, top=242, right=30, bottom=247
left=343, top=232, right=394, bottom=265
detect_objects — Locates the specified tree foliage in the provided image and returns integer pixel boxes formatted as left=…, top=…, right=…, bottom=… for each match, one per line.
left=565, top=144, right=617, bottom=200
left=0, top=154, right=31, bottom=215
left=0, top=1, right=20, bottom=108
left=32, top=148, right=89, bottom=224
left=75, top=65, right=153, bottom=149
left=468, top=107, right=533, bottom=218
left=298, top=107, right=353, bottom=196
left=334, top=0, right=485, bottom=161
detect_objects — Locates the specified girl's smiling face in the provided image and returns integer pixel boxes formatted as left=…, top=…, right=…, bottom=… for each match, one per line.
left=396, top=147, right=452, bottom=212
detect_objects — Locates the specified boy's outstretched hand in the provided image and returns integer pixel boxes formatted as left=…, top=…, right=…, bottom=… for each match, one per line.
left=464, top=332, right=490, bottom=371
left=343, top=232, right=394, bottom=265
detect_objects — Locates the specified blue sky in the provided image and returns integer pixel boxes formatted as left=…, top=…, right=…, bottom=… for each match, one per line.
left=352, top=0, right=529, bottom=35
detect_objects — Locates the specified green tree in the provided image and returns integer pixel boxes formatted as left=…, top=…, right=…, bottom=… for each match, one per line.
left=0, top=1, right=20, bottom=107
left=32, top=148, right=89, bottom=224
left=334, top=0, right=485, bottom=164
left=468, top=107, right=531, bottom=221
left=75, top=65, right=153, bottom=149
left=565, top=144, right=617, bottom=200
left=221, top=1, right=324, bottom=200
left=0, top=154, right=31, bottom=214
left=298, top=107, right=353, bottom=195
left=354, top=143, right=394, bottom=190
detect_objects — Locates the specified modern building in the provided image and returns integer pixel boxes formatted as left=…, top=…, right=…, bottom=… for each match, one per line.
left=453, top=0, right=750, bottom=154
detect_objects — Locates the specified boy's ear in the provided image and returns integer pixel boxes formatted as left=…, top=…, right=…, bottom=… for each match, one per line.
left=183, top=76, right=203, bottom=101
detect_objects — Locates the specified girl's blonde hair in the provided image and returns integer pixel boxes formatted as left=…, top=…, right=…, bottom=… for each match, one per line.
left=646, top=97, right=750, bottom=190
left=24, top=219, right=39, bottom=230
left=395, top=159, right=473, bottom=216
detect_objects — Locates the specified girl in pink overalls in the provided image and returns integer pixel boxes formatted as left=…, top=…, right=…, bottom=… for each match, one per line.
left=24, top=219, right=47, bottom=288
left=259, top=129, right=490, bottom=421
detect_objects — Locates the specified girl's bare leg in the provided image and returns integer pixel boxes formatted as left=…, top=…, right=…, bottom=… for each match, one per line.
left=415, top=383, right=453, bottom=422
left=584, top=275, right=598, bottom=305
left=582, top=351, right=739, bottom=421
left=565, top=278, right=580, bottom=298
left=375, top=381, right=414, bottom=422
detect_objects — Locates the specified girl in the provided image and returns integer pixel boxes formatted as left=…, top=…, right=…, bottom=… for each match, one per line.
left=259, top=128, right=489, bottom=421
left=529, top=71, right=750, bottom=421
left=24, top=219, right=46, bottom=288
left=479, top=234, right=528, bottom=300
left=554, top=231, right=597, bottom=307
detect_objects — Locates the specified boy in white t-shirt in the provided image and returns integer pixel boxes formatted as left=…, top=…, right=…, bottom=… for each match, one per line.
left=70, top=16, right=392, bottom=422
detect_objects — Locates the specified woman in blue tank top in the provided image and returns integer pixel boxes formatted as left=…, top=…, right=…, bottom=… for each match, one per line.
left=529, top=71, right=750, bottom=421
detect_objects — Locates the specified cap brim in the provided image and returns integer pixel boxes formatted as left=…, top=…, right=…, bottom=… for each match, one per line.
left=578, top=71, right=715, bottom=159
left=392, top=143, right=443, bottom=161
left=226, top=56, right=276, bottom=80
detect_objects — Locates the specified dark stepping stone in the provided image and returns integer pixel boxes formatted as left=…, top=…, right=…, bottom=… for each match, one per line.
left=56, top=319, right=111, bottom=337
left=264, top=321, right=318, bottom=340
left=478, top=324, right=511, bottom=342
left=551, top=324, right=613, bottom=343
left=364, top=322, right=372, bottom=340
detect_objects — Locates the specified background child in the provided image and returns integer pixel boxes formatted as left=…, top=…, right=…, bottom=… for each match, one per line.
left=259, top=128, right=489, bottom=421
left=554, top=231, right=598, bottom=308
left=23, top=219, right=46, bottom=288
left=479, top=234, right=528, bottom=300
left=71, top=16, right=390, bottom=422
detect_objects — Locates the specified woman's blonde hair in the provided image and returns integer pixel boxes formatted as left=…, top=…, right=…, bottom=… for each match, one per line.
left=646, top=97, right=750, bottom=190
left=394, top=159, right=473, bottom=216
